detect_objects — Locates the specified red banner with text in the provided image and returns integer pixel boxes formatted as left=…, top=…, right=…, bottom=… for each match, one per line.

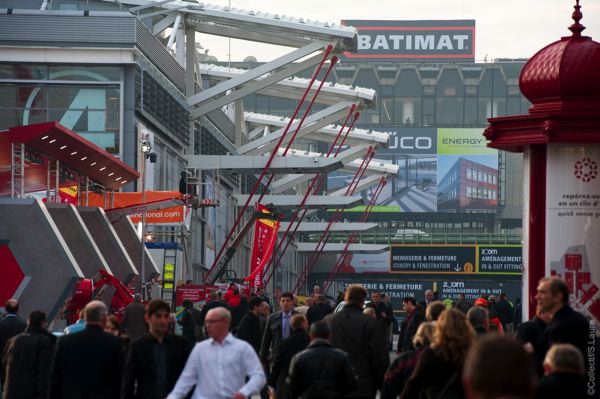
left=244, top=204, right=280, bottom=289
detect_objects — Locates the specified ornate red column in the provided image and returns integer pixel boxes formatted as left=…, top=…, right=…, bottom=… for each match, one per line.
left=485, top=0, right=600, bottom=320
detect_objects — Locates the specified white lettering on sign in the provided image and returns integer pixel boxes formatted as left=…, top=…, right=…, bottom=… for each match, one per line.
left=356, top=34, right=470, bottom=51
left=389, top=136, right=433, bottom=150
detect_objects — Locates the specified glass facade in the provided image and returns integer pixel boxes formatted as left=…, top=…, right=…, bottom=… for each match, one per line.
left=0, top=64, right=122, bottom=154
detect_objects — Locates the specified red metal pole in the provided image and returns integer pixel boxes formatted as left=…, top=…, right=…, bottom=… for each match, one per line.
left=323, top=177, right=386, bottom=292
left=262, top=106, right=357, bottom=285
left=204, top=45, right=333, bottom=282
left=255, top=56, right=339, bottom=205
left=292, top=147, right=375, bottom=294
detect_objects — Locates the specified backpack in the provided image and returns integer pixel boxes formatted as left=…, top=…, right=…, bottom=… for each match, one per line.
left=187, top=309, right=205, bottom=341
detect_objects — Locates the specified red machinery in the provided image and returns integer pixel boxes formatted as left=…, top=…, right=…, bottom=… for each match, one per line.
left=64, top=269, right=135, bottom=324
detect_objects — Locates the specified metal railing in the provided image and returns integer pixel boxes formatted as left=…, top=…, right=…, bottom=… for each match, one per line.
left=306, top=232, right=522, bottom=245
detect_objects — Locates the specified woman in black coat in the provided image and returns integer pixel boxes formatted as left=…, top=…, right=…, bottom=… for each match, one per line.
left=400, top=309, right=475, bottom=399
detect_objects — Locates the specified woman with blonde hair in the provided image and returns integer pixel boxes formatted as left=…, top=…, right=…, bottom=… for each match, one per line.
left=382, top=322, right=435, bottom=399
left=400, top=309, right=475, bottom=399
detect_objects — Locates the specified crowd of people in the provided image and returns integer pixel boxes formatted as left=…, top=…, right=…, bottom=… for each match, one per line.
left=0, top=276, right=597, bottom=398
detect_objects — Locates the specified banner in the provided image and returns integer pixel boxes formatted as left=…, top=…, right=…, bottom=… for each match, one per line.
left=327, top=128, right=498, bottom=214
left=341, top=20, right=476, bottom=62
left=85, top=191, right=184, bottom=224
left=546, top=144, right=600, bottom=323
left=244, top=204, right=280, bottom=288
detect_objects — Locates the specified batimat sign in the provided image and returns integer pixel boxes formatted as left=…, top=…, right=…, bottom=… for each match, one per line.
left=342, top=20, right=475, bottom=61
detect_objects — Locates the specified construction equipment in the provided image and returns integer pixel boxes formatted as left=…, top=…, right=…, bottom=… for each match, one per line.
left=203, top=204, right=279, bottom=285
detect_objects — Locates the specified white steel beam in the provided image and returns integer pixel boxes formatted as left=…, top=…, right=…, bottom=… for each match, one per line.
left=188, top=40, right=331, bottom=108
left=191, top=52, right=329, bottom=118
left=152, top=12, right=177, bottom=35
left=328, top=174, right=385, bottom=197
left=198, top=64, right=375, bottom=108
left=270, top=174, right=313, bottom=194
left=244, top=112, right=388, bottom=147
left=295, top=243, right=388, bottom=253
left=279, top=222, right=378, bottom=232
left=185, top=155, right=344, bottom=174
left=232, top=195, right=362, bottom=209
left=278, top=148, right=398, bottom=175
left=166, top=13, right=181, bottom=49
left=238, top=102, right=354, bottom=155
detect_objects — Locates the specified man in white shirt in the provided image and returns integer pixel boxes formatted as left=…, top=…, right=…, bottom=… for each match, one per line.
left=167, top=307, right=265, bottom=399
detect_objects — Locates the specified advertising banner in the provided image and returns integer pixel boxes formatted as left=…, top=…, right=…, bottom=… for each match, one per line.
left=390, top=245, right=474, bottom=273
left=85, top=191, right=184, bottom=224
left=546, top=144, right=600, bottom=322
left=312, top=246, right=521, bottom=275
left=311, top=272, right=521, bottom=309
left=341, top=20, right=475, bottom=61
left=244, top=204, right=280, bottom=288
left=326, top=128, right=498, bottom=214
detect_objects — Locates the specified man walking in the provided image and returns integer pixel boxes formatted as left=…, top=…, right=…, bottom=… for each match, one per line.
left=177, top=299, right=203, bottom=346
left=0, top=300, right=26, bottom=362
left=122, top=294, right=148, bottom=343
left=287, top=320, right=357, bottom=399
left=398, top=297, right=425, bottom=352
left=418, top=290, right=434, bottom=310
left=167, top=307, right=265, bottom=399
left=122, top=299, right=192, bottom=399
left=2, top=311, right=56, bottom=399
left=49, top=300, right=124, bottom=399
left=536, top=276, right=590, bottom=371
left=268, top=314, right=309, bottom=399
left=236, top=296, right=265, bottom=354
left=0, top=299, right=26, bottom=397
left=306, top=295, right=332, bottom=325
left=329, top=285, right=388, bottom=398
left=260, top=292, right=297, bottom=367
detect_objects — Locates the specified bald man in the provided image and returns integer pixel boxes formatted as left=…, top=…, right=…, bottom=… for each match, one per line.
left=168, top=307, right=265, bottom=399
left=49, top=301, right=123, bottom=399
left=0, top=299, right=26, bottom=395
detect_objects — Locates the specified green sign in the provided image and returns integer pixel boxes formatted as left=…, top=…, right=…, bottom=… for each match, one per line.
left=437, top=128, right=496, bottom=155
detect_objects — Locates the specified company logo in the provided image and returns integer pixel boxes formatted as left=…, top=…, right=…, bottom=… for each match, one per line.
left=574, top=157, right=598, bottom=182
left=389, top=136, right=433, bottom=150
left=342, top=20, right=475, bottom=61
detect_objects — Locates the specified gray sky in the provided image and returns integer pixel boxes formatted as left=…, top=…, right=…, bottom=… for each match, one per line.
left=196, top=0, right=600, bottom=62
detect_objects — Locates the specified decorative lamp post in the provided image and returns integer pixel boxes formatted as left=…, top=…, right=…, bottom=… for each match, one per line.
left=485, top=1, right=600, bottom=321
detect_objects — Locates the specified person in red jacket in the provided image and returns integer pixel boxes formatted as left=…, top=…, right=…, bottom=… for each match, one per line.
left=224, top=283, right=241, bottom=307
left=474, top=297, right=504, bottom=334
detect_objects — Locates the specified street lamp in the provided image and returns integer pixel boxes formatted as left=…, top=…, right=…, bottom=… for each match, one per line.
left=140, top=137, right=152, bottom=300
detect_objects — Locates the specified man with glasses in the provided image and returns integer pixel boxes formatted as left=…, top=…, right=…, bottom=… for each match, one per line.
left=167, top=307, right=265, bottom=399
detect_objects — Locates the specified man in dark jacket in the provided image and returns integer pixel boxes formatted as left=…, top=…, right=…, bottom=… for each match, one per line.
left=236, top=296, right=265, bottom=354
left=328, top=285, right=389, bottom=398
left=0, top=299, right=26, bottom=368
left=536, top=277, right=590, bottom=371
left=122, top=299, right=192, bottom=399
left=2, top=310, right=56, bottom=399
left=200, top=292, right=230, bottom=325
left=287, top=320, right=357, bottom=399
left=495, top=292, right=514, bottom=331
left=398, top=297, right=425, bottom=353
left=260, top=292, right=298, bottom=367
left=306, top=295, right=332, bottom=325
left=536, top=343, right=589, bottom=399
left=268, top=314, right=309, bottom=399
left=49, top=301, right=124, bottom=399
left=177, top=299, right=203, bottom=346
left=122, top=294, right=148, bottom=343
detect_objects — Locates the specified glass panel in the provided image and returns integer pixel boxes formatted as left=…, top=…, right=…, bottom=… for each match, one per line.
left=17, top=86, right=46, bottom=109
left=0, top=109, right=18, bottom=130
left=48, top=66, right=121, bottom=81
left=0, top=85, right=17, bottom=108
left=0, top=65, right=48, bottom=80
